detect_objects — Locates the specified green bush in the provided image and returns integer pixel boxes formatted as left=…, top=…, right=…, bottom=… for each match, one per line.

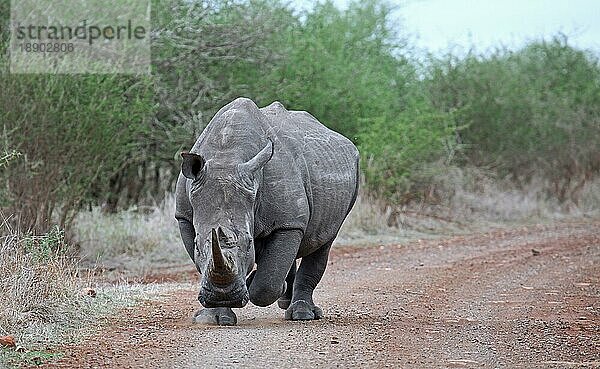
left=427, top=35, right=600, bottom=202
left=358, top=96, right=461, bottom=203
left=3, top=0, right=599, bottom=228
left=152, top=0, right=293, bottom=142
left=87, top=0, right=296, bottom=212
left=0, top=50, right=154, bottom=232
left=252, top=0, right=415, bottom=139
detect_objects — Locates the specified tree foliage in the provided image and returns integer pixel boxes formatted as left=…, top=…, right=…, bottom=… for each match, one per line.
left=253, top=0, right=414, bottom=139
left=1, top=0, right=599, bottom=233
left=427, top=35, right=600, bottom=202
left=0, top=71, right=154, bottom=231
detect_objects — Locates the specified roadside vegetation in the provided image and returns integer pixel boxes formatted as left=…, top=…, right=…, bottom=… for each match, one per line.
left=2, top=0, right=599, bottom=235
left=1, top=0, right=599, bottom=363
left=0, top=160, right=177, bottom=366
left=0, top=230, right=180, bottom=366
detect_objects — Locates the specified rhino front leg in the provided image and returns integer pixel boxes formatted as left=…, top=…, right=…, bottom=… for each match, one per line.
left=277, top=261, right=297, bottom=309
left=177, top=218, right=196, bottom=262
left=285, top=240, right=333, bottom=320
left=193, top=307, right=237, bottom=326
left=249, top=230, right=301, bottom=307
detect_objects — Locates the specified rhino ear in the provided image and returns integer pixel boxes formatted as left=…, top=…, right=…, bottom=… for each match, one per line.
left=239, top=139, right=273, bottom=174
left=181, top=152, right=205, bottom=180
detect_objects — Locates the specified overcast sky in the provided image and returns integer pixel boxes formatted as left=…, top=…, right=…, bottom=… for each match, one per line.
left=294, top=0, right=600, bottom=55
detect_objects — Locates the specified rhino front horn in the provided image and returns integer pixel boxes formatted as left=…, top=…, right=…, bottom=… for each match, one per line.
left=209, top=228, right=236, bottom=286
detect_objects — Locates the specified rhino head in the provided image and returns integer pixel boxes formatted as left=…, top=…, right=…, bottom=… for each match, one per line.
left=180, top=140, right=273, bottom=308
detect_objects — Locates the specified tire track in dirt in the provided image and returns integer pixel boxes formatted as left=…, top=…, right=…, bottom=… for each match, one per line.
left=42, top=221, right=600, bottom=368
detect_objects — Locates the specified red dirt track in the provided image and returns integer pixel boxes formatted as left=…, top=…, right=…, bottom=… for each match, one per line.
left=43, top=221, right=599, bottom=368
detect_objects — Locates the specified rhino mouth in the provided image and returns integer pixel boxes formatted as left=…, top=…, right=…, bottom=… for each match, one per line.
left=198, top=280, right=249, bottom=308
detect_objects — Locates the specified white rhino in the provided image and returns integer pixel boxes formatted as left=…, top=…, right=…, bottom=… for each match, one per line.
left=175, top=98, right=359, bottom=325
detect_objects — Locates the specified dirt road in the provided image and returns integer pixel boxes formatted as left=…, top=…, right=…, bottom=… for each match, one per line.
left=46, top=221, right=599, bottom=368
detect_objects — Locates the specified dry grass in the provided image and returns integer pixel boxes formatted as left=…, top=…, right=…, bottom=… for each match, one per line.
left=0, top=222, right=182, bottom=367
left=0, top=229, right=82, bottom=345
left=72, top=172, right=600, bottom=268
left=338, top=166, right=600, bottom=243
left=337, top=194, right=390, bottom=238
left=426, top=166, right=600, bottom=223
left=73, top=195, right=187, bottom=272
left=336, top=191, right=472, bottom=245
left=73, top=190, right=441, bottom=254
left=577, top=177, right=600, bottom=214
left=74, top=192, right=409, bottom=263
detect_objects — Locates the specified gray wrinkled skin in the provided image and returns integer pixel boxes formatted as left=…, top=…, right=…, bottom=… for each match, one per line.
left=175, top=98, right=359, bottom=325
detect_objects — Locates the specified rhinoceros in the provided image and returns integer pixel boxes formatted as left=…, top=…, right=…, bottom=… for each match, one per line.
left=175, top=97, right=359, bottom=325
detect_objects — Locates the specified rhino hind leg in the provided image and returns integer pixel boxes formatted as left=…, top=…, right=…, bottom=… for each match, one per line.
left=285, top=240, right=333, bottom=321
left=193, top=307, right=237, bottom=326
left=277, top=261, right=297, bottom=309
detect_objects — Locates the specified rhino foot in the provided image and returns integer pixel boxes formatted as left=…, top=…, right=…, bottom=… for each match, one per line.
left=277, top=280, right=292, bottom=309
left=193, top=307, right=237, bottom=326
left=284, top=300, right=323, bottom=321
left=277, top=297, right=291, bottom=309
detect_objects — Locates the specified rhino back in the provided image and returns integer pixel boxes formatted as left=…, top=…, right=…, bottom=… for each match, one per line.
left=260, top=102, right=359, bottom=255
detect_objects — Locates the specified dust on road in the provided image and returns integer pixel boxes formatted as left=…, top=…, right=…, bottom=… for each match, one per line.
left=45, top=221, right=599, bottom=368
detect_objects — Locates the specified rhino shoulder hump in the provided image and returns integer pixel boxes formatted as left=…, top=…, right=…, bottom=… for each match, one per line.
left=229, top=97, right=259, bottom=112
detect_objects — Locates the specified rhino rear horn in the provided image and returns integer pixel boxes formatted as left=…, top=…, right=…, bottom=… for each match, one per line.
left=239, top=139, right=273, bottom=174
left=181, top=152, right=205, bottom=180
